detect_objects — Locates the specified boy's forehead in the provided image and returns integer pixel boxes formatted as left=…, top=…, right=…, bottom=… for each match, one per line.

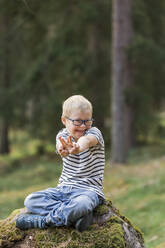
left=69, top=109, right=92, bottom=118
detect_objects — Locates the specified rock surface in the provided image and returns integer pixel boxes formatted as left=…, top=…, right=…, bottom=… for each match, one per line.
left=0, top=199, right=145, bottom=248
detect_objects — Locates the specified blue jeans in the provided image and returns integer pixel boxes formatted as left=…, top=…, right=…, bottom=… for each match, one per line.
left=24, top=185, right=103, bottom=227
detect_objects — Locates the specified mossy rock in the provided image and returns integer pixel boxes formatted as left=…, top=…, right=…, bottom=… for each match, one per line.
left=0, top=199, right=145, bottom=248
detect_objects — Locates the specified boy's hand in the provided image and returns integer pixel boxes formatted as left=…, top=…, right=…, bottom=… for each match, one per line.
left=58, top=137, right=70, bottom=157
left=58, top=143, right=69, bottom=157
left=59, top=136, right=80, bottom=155
left=58, top=135, right=98, bottom=156
left=68, top=142, right=80, bottom=154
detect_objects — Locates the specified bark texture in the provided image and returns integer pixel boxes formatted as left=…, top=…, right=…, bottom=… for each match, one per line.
left=111, top=0, right=134, bottom=163
left=0, top=119, right=9, bottom=154
left=0, top=8, right=11, bottom=154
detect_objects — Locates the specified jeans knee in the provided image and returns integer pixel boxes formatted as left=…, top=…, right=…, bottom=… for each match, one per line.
left=66, top=195, right=94, bottom=225
left=76, top=197, right=92, bottom=213
left=24, top=193, right=34, bottom=208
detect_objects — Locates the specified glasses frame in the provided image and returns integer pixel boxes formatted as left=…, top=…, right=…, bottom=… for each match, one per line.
left=65, top=116, right=94, bottom=126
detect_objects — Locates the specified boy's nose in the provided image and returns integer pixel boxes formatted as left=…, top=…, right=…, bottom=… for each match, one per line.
left=80, top=123, right=86, bottom=127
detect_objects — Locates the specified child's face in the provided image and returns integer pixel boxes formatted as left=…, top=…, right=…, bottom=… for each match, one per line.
left=61, top=110, right=92, bottom=141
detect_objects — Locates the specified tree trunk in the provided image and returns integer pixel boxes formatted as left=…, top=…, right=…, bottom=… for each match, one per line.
left=111, top=0, right=134, bottom=163
left=0, top=119, right=9, bottom=154
left=0, top=7, right=10, bottom=154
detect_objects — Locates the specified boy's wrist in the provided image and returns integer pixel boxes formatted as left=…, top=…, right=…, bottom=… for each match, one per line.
left=77, top=140, right=89, bottom=153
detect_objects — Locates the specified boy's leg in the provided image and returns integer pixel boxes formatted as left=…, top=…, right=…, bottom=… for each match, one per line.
left=16, top=213, right=47, bottom=230
left=24, top=187, right=63, bottom=216
left=16, top=187, right=65, bottom=229
left=16, top=186, right=102, bottom=231
left=46, top=188, right=101, bottom=230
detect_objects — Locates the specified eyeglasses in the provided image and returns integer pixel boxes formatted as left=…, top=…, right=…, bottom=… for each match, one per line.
left=66, top=117, right=94, bottom=126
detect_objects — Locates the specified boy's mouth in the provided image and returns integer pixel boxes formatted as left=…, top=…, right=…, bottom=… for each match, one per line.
left=75, top=129, right=86, bottom=135
left=76, top=130, right=85, bottom=134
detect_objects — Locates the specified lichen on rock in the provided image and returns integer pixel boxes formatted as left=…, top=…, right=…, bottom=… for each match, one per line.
left=0, top=199, right=145, bottom=248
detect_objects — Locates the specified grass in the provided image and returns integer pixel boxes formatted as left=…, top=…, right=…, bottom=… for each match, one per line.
left=104, top=157, right=165, bottom=248
left=0, top=130, right=165, bottom=248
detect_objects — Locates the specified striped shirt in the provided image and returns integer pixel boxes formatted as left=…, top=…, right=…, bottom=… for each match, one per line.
left=56, top=127, right=105, bottom=198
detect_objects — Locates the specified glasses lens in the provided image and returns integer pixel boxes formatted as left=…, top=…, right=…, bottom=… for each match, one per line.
left=85, top=120, right=93, bottom=126
left=73, top=120, right=83, bottom=126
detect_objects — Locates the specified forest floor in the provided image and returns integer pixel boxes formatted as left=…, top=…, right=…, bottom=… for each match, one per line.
left=0, top=131, right=165, bottom=248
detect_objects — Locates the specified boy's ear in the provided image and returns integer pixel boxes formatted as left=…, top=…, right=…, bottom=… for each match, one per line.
left=61, top=116, right=66, bottom=125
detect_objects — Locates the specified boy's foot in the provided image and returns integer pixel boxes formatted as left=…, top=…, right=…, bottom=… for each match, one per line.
left=75, top=212, right=93, bottom=232
left=16, top=213, right=47, bottom=230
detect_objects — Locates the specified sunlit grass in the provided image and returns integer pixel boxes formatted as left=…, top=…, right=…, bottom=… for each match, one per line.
left=0, top=156, right=62, bottom=218
left=104, top=158, right=165, bottom=248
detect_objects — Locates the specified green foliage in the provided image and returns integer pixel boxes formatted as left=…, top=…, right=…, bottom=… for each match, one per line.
left=127, top=0, right=165, bottom=142
left=0, top=0, right=165, bottom=151
left=23, top=0, right=110, bottom=141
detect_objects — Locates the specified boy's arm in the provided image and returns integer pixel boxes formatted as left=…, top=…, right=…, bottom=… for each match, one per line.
left=64, top=135, right=98, bottom=154
left=58, top=135, right=98, bottom=155
left=77, top=135, right=98, bottom=153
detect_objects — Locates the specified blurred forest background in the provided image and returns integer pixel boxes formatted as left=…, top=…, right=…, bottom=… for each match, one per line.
left=0, top=1, right=165, bottom=248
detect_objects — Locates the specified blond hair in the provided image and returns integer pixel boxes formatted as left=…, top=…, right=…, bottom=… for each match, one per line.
left=62, top=95, right=93, bottom=117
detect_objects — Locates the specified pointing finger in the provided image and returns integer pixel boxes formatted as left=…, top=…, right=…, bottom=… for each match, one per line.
left=68, top=136, right=73, bottom=144
left=59, top=137, right=67, bottom=147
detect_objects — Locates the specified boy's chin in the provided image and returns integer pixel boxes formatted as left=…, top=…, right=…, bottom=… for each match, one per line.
left=75, top=134, right=82, bottom=140
left=73, top=133, right=84, bottom=140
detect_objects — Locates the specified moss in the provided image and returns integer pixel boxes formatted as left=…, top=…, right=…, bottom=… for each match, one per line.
left=33, top=227, right=71, bottom=247
left=0, top=209, right=26, bottom=247
left=67, top=241, right=91, bottom=248
left=65, top=220, right=125, bottom=248
left=93, top=203, right=110, bottom=216
left=0, top=202, right=144, bottom=248
left=105, top=200, right=144, bottom=243
left=106, top=216, right=123, bottom=226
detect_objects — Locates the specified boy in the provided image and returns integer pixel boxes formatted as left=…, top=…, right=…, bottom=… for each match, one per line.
left=16, top=95, right=105, bottom=232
